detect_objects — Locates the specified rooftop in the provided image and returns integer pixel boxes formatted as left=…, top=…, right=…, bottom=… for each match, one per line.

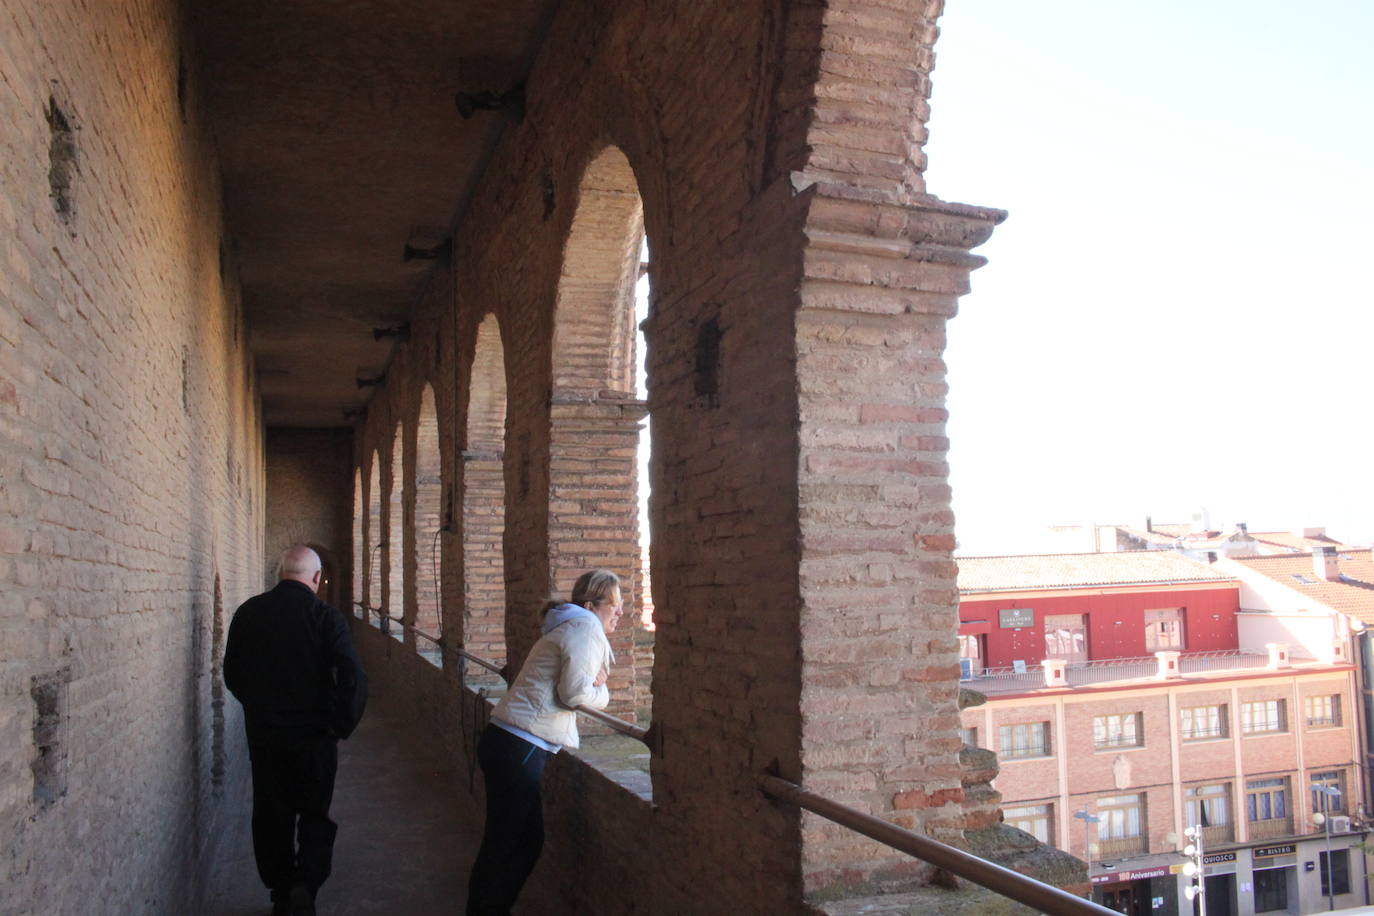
left=1247, top=530, right=1356, bottom=553
left=958, top=551, right=1233, bottom=594
left=1228, top=551, right=1374, bottom=623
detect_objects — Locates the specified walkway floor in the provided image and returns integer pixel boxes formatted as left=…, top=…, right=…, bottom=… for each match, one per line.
left=203, top=681, right=482, bottom=915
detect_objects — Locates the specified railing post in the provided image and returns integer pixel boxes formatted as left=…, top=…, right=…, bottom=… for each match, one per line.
left=1266, top=643, right=1291, bottom=670
left=1042, top=659, right=1068, bottom=687
left=1155, top=650, right=1182, bottom=679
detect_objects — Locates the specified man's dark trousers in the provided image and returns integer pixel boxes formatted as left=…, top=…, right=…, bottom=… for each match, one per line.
left=249, top=731, right=339, bottom=896
left=224, top=578, right=367, bottom=906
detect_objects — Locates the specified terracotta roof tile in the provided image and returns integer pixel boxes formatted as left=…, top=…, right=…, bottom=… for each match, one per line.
left=1228, top=552, right=1374, bottom=622
left=1247, top=531, right=1357, bottom=553
left=958, top=551, right=1233, bottom=593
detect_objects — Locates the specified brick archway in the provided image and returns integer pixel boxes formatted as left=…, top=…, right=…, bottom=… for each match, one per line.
left=463, top=314, right=508, bottom=683
left=386, top=422, right=404, bottom=633
left=414, top=383, right=444, bottom=638
left=366, top=451, right=382, bottom=611
left=351, top=467, right=363, bottom=614
left=549, top=145, right=649, bottom=724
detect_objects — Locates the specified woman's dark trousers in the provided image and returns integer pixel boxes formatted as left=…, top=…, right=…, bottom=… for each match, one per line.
left=466, top=724, right=551, bottom=915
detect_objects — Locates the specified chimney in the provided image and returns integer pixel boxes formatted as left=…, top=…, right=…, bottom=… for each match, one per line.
left=1297, top=526, right=1327, bottom=539
left=1314, top=545, right=1339, bottom=582
left=1191, top=507, right=1211, bottom=534
left=1144, top=515, right=1154, bottom=533
left=1235, top=522, right=1248, bottom=535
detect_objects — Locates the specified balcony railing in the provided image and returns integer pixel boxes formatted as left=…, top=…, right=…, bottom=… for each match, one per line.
left=1200, top=823, right=1235, bottom=845
left=1097, top=835, right=1148, bottom=858
left=967, top=650, right=1273, bottom=696
left=1248, top=816, right=1294, bottom=840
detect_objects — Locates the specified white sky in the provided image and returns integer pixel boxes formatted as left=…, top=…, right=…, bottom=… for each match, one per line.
left=922, top=0, right=1374, bottom=555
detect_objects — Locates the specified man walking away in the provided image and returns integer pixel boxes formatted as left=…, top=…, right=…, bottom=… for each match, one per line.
left=225, top=545, right=368, bottom=916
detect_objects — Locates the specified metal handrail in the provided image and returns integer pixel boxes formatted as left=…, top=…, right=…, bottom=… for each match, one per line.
left=759, top=775, right=1115, bottom=915
left=354, top=603, right=650, bottom=744
left=357, top=603, right=1104, bottom=909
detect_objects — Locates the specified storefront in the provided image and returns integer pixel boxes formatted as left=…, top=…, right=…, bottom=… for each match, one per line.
left=1093, top=864, right=1181, bottom=916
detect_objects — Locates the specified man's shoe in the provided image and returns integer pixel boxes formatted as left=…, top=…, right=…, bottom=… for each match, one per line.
left=289, top=881, right=315, bottom=916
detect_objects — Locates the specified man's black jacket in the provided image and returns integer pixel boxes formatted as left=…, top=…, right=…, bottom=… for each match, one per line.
left=224, top=579, right=368, bottom=741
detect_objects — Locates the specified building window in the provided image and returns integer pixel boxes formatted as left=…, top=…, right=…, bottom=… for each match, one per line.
left=1003, top=803, right=1053, bottom=844
left=999, top=722, right=1051, bottom=759
left=959, top=634, right=985, bottom=676
left=1320, top=850, right=1351, bottom=896
left=958, top=726, right=977, bottom=747
left=1043, top=614, right=1088, bottom=662
left=1144, top=607, right=1185, bottom=651
left=1092, top=712, right=1143, bottom=749
left=1254, top=867, right=1288, bottom=913
left=1181, top=704, right=1228, bottom=740
left=1185, top=783, right=1231, bottom=833
left=1241, top=699, right=1287, bottom=734
left=1311, top=770, right=1346, bottom=815
left=1305, top=694, right=1342, bottom=728
left=1247, top=777, right=1291, bottom=839
left=1096, top=793, right=1147, bottom=856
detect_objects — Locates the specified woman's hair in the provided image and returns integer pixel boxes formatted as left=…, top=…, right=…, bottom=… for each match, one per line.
left=542, top=568, right=621, bottom=615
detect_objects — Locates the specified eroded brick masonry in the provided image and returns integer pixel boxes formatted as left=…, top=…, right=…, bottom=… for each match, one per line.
left=0, top=0, right=1071, bottom=912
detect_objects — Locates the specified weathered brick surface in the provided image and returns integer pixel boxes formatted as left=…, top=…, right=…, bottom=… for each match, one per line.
left=1, top=0, right=264, bottom=910
left=4, top=0, right=1014, bottom=909
left=265, top=429, right=353, bottom=608
left=342, top=0, right=1004, bottom=910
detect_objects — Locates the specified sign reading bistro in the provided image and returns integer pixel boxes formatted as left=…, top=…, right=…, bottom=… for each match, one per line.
left=1253, top=844, right=1297, bottom=859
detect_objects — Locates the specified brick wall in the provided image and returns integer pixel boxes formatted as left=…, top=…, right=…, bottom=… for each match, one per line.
left=791, top=0, right=1006, bottom=897
left=0, top=0, right=264, bottom=910
left=343, top=0, right=1003, bottom=910
left=264, top=429, right=353, bottom=610
left=415, top=386, right=443, bottom=634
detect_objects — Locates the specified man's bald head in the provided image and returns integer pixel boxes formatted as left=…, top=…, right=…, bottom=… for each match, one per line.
left=279, top=545, right=323, bottom=592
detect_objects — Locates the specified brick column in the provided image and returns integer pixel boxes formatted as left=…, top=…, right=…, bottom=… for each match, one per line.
left=795, top=191, right=1004, bottom=895
left=548, top=396, right=647, bottom=723
left=462, top=449, right=507, bottom=684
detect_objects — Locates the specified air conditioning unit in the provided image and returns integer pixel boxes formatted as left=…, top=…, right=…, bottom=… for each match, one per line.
left=1331, top=815, right=1352, bottom=833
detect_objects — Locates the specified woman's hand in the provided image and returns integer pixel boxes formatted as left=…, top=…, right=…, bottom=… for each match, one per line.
left=593, top=665, right=608, bottom=687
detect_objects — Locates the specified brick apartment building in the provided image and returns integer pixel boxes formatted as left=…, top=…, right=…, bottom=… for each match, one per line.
left=958, top=551, right=1367, bottom=916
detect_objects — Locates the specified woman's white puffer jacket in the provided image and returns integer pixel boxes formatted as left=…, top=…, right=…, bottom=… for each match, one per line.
left=492, top=607, right=611, bottom=749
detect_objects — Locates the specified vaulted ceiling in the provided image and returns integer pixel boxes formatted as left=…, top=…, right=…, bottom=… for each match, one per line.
left=193, top=0, right=550, bottom=425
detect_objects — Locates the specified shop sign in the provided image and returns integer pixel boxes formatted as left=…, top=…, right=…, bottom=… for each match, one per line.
left=1203, top=852, right=1237, bottom=865
left=1253, top=844, right=1296, bottom=859
left=999, top=607, right=1034, bottom=629
left=1091, top=865, right=1173, bottom=884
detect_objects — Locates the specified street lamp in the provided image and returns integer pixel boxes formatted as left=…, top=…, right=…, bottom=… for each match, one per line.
left=1074, top=810, right=1101, bottom=876
left=1312, top=782, right=1342, bottom=911
left=1181, top=825, right=1206, bottom=915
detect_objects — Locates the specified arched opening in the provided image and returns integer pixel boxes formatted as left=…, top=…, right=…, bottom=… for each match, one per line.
left=308, top=542, right=340, bottom=612
left=352, top=467, right=363, bottom=616
left=366, top=452, right=381, bottom=622
left=386, top=422, right=404, bottom=641
left=414, top=383, right=444, bottom=666
left=550, top=145, right=654, bottom=739
left=463, top=315, right=508, bottom=688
